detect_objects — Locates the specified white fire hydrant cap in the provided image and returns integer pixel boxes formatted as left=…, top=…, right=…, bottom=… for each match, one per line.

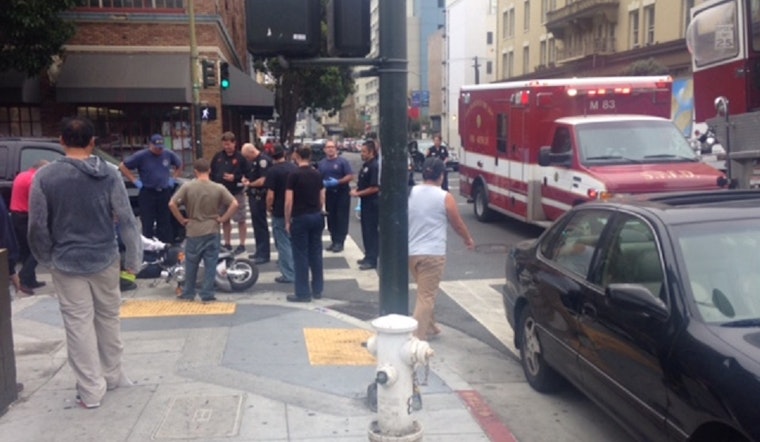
left=371, top=314, right=418, bottom=334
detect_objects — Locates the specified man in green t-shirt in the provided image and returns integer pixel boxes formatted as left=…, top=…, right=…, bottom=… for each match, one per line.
left=169, top=158, right=237, bottom=301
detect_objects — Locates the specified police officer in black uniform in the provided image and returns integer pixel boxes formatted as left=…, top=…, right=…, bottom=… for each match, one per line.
left=241, top=142, right=272, bottom=264
left=425, top=134, right=449, bottom=191
left=350, top=140, right=380, bottom=270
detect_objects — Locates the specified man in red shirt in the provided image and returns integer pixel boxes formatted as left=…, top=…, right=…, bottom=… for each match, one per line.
left=10, top=160, right=48, bottom=293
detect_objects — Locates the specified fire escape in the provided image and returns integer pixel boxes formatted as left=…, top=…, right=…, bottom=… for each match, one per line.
left=545, top=0, right=619, bottom=63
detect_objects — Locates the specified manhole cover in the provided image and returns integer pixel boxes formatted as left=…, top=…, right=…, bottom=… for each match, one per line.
left=475, top=243, right=509, bottom=254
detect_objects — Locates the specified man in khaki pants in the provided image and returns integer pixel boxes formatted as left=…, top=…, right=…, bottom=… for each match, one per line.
left=28, top=116, right=142, bottom=408
left=408, top=157, right=474, bottom=341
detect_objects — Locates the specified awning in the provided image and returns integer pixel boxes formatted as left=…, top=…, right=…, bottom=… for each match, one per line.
left=0, top=70, right=41, bottom=104
left=56, top=53, right=191, bottom=103
left=221, top=64, right=274, bottom=119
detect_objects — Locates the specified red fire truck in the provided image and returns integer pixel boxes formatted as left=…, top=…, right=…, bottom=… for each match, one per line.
left=687, top=0, right=760, bottom=188
left=457, top=76, right=726, bottom=226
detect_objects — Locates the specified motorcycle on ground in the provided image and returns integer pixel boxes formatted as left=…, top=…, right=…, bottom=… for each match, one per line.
left=135, top=237, right=259, bottom=294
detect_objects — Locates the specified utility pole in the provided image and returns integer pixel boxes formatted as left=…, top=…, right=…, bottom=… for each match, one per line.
left=473, top=56, right=480, bottom=85
left=378, top=0, right=408, bottom=315
left=189, top=0, right=203, bottom=160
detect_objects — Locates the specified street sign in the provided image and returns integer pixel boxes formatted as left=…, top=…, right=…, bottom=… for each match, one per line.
left=420, top=90, right=430, bottom=107
left=410, top=90, right=421, bottom=108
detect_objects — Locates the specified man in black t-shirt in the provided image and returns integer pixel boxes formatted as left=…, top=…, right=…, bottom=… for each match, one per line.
left=284, top=145, right=326, bottom=302
left=210, top=131, right=249, bottom=254
left=350, top=140, right=380, bottom=270
left=265, top=145, right=297, bottom=283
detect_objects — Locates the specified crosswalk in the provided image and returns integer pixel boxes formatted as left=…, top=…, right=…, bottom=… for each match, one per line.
left=227, top=214, right=517, bottom=356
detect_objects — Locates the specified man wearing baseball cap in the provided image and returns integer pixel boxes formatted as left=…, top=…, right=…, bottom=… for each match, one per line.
left=119, top=133, right=183, bottom=243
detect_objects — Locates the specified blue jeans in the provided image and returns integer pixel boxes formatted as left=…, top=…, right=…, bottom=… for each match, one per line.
left=290, top=212, right=324, bottom=298
left=182, top=233, right=219, bottom=300
left=272, top=216, right=294, bottom=281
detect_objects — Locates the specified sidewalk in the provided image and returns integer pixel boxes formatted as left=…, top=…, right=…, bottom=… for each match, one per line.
left=1, top=276, right=515, bottom=442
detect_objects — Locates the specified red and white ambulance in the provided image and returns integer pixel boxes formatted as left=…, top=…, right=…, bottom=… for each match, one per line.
left=457, top=76, right=726, bottom=226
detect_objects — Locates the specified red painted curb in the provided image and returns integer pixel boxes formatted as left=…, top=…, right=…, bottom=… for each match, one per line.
left=457, top=390, right=519, bottom=442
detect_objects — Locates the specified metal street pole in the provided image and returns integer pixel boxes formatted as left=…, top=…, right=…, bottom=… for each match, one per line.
left=189, top=0, right=203, bottom=160
left=378, top=0, right=408, bottom=315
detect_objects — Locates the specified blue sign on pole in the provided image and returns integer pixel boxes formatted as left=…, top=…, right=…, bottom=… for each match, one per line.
left=420, top=90, right=430, bottom=107
left=410, top=90, right=421, bottom=108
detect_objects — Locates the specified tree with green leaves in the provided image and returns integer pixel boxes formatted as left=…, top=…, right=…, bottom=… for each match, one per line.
left=0, top=0, right=77, bottom=76
left=260, top=58, right=354, bottom=144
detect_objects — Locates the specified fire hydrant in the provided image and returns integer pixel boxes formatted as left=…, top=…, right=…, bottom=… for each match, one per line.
left=366, top=314, right=433, bottom=442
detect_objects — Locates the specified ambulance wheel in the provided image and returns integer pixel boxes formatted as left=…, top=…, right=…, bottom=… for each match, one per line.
left=473, top=184, right=495, bottom=222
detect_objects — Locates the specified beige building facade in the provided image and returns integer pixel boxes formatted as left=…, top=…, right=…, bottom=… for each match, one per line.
left=495, top=0, right=695, bottom=80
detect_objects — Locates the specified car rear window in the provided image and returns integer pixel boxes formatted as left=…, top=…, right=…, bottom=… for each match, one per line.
left=19, top=145, right=63, bottom=172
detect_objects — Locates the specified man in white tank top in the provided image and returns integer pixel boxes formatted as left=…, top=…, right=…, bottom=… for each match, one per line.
left=408, top=157, right=475, bottom=341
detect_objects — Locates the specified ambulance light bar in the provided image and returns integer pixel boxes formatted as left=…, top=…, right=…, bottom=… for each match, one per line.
left=568, top=86, right=632, bottom=97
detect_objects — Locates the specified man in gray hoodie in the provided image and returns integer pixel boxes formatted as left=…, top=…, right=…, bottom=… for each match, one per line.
left=28, top=116, right=142, bottom=409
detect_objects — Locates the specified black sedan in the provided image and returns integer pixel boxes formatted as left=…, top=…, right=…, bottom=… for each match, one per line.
left=503, top=190, right=760, bottom=442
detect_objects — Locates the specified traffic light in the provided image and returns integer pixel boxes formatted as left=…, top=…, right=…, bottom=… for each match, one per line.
left=328, top=0, right=371, bottom=57
left=201, top=59, right=216, bottom=88
left=219, top=62, right=230, bottom=90
left=246, top=0, right=321, bottom=58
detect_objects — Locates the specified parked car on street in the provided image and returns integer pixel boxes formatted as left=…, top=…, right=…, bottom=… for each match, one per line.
left=503, top=190, right=760, bottom=442
left=0, top=137, right=141, bottom=214
left=0, top=137, right=187, bottom=243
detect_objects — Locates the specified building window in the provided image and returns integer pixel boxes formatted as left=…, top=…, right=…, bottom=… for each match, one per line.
left=0, top=107, right=42, bottom=137
left=524, top=0, right=530, bottom=32
left=75, top=0, right=184, bottom=8
left=76, top=105, right=192, bottom=164
left=523, top=46, right=530, bottom=74
left=486, top=61, right=493, bottom=74
left=541, top=0, right=556, bottom=22
left=630, top=10, right=640, bottom=49
left=540, top=40, right=547, bottom=66
left=487, top=31, right=493, bottom=45
left=505, top=51, right=514, bottom=77
left=548, top=37, right=556, bottom=63
left=503, top=8, right=515, bottom=39
left=644, top=5, right=655, bottom=45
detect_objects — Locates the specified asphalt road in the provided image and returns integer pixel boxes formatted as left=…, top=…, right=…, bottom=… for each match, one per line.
left=341, top=151, right=635, bottom=442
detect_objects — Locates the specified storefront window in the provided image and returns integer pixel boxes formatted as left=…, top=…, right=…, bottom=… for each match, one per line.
left=75, top=0, right=184, bottom=9
left=77, top=105, right=192, bottom=167
left=0, top=107, right=42, bottom=137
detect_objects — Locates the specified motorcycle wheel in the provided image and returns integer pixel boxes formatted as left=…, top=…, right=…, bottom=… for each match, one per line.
left=225, top=258, right=259, bottom=291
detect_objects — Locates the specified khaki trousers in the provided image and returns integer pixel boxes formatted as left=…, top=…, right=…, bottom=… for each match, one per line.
left=51, top=259, right=124, bottom=405
left=409, top=255, right=446, bottom=341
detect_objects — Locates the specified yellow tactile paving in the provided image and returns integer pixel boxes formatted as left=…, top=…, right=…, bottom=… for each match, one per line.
left=303, top=328, right=376, bottom=366
left=120, top=299, right=236, bottom=318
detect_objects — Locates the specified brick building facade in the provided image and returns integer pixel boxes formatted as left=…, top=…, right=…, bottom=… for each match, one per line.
left=0, top=1, right=273, bottom=165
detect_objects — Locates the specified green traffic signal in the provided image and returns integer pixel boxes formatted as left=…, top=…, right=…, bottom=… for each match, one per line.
left=220, top=62, right=230, bottom=90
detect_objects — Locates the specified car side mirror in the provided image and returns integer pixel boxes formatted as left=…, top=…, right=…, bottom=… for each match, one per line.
left=606, top=283, right=669, bottom=321
left=538, top=146, right=571, bottom=167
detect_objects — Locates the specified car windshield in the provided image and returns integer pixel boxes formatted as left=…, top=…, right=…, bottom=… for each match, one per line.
left=577, top=120, right=698, bottom=165
left=675, top=220, right=760, bottom=324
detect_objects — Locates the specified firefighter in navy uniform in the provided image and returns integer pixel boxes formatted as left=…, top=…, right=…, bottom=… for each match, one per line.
left=425, top=134, right=449, bottom=191
left=241, top=142, right=272, bottom=264
left=350, top=140, right=380, bottom=270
